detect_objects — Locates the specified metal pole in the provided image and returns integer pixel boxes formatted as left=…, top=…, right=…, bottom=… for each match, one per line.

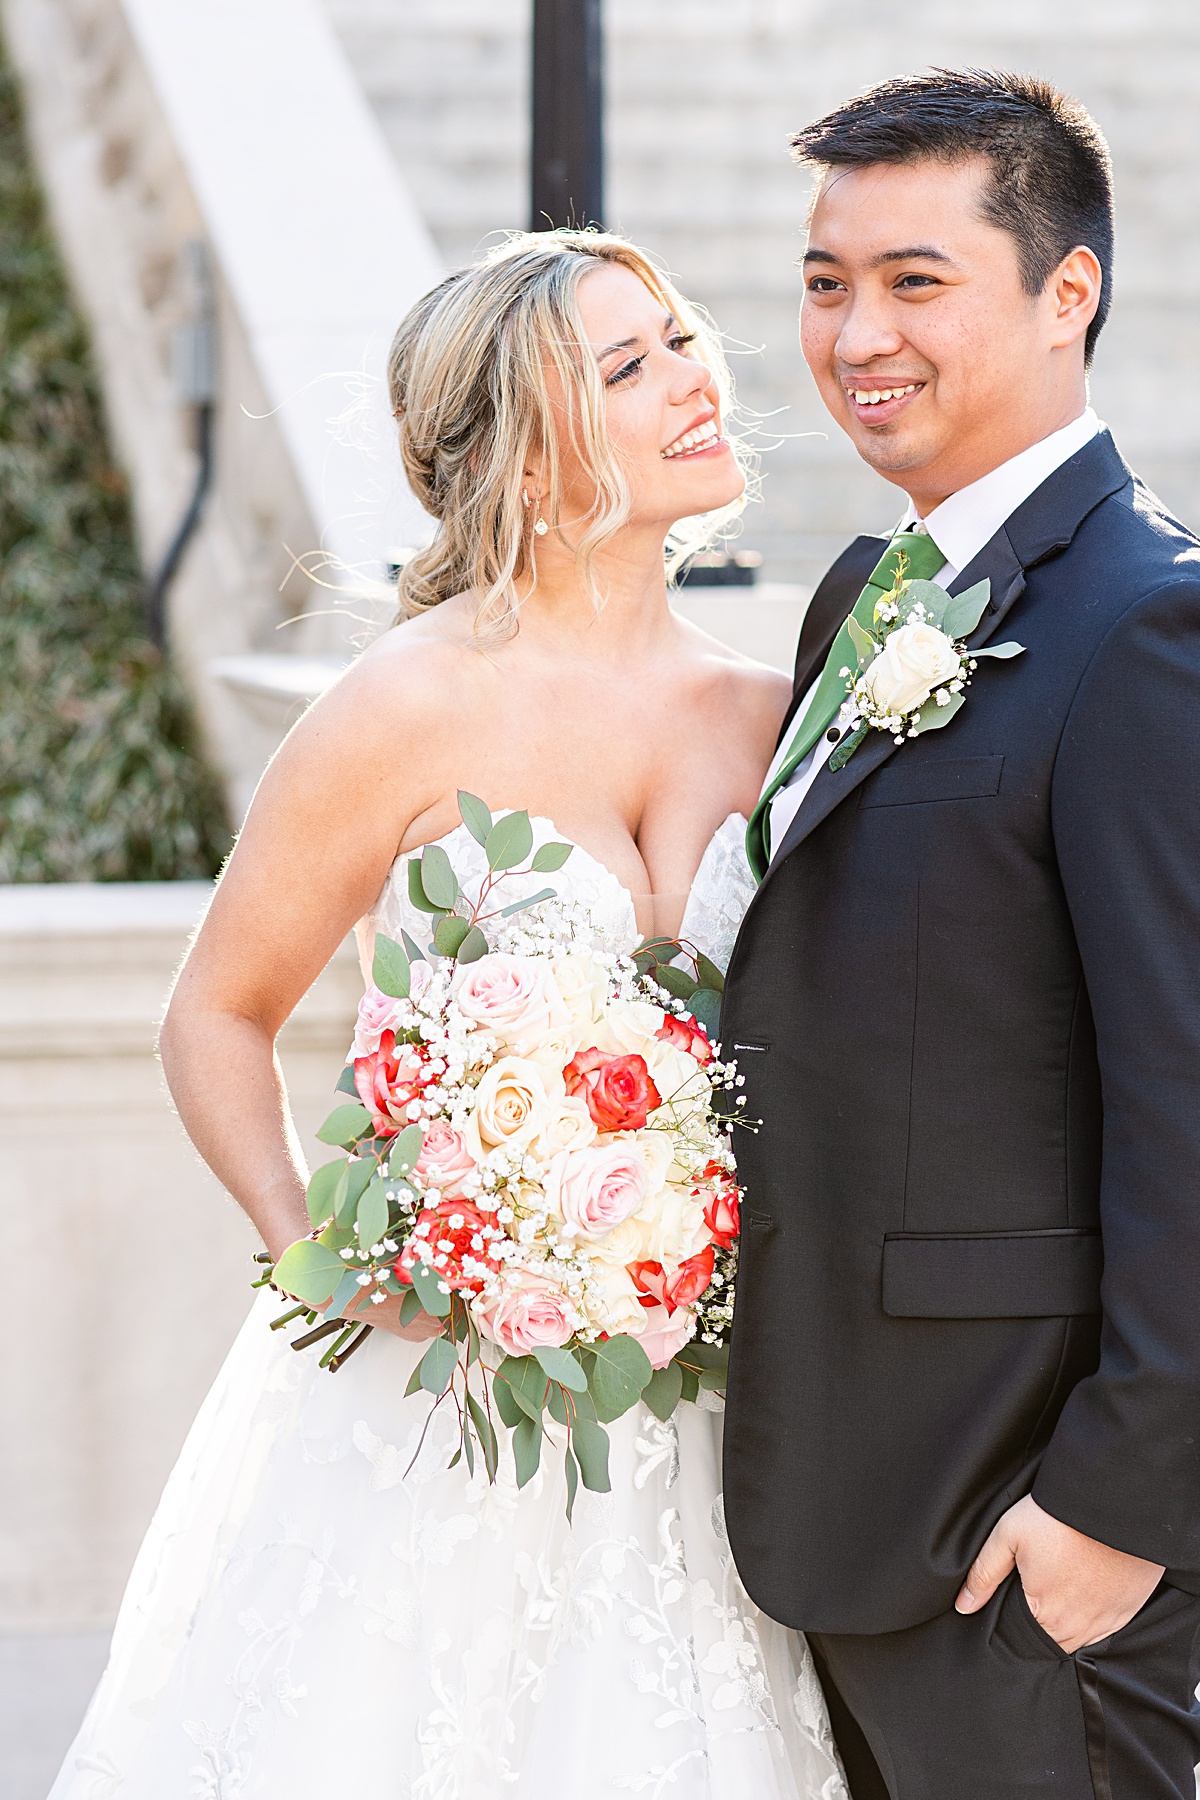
left=530, top=0, right=603, bottom=231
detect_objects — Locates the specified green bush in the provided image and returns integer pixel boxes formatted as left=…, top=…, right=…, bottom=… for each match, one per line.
left=0, top=34, right=230, bottom=882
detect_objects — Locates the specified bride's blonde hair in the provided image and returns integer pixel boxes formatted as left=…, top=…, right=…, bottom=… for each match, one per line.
left=387, top=229, right=751, bottom=636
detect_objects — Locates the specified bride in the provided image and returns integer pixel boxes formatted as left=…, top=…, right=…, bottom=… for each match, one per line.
left=51, top=230, right=845, bottom=1800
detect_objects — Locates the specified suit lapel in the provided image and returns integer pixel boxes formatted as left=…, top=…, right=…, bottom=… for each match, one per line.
left=762, top=529, right=1026, bottom=873
left=749, top=428, right=1133, bottom=897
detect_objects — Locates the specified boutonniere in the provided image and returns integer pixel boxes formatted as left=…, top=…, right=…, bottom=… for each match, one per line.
left=829, top=559, right=1026, bottom=772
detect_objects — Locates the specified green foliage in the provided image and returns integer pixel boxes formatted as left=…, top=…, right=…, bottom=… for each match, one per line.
left=0, top=35, right=228, bottom=882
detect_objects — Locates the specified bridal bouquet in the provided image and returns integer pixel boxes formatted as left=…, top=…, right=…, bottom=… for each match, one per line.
left=259, top=795, right=743, bottom=1511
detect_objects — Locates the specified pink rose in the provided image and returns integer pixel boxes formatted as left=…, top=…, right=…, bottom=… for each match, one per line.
left=352, top=967, right=430, bottom=1057
left=353, top=983, right=404, bottom=1058
left=353, top=1031, right=432, bottom=1137
left=545, top=1144, right=647, bottom=1239
left=454, top=954, right=570, bottom=1048
left=413, top=1121, right=477, bottom=1199
left=479, top=1271, right=577, bottom=1357
left=635, top=1303, right=694, bottom=1370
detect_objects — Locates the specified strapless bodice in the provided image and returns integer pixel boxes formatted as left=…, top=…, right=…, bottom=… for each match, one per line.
left=358, top=811, right=756, bottom=980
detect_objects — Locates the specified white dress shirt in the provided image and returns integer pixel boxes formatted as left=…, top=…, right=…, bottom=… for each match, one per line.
left=763, top=407, right=1102, bottom=859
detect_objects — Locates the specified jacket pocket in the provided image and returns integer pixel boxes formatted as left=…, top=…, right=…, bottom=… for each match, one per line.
left=882, top=1227, right=1102, bottom=1319
left=859, top=753, right=1005, bottom=809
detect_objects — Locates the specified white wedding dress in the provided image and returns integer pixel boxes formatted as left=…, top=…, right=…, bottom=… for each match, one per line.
left=50, top=814, right=846, bottom=1800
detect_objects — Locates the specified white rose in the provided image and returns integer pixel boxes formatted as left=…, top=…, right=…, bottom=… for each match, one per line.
left=532, top=1095, right=598, bottom=1159
left=632, top=1180, right=711, bottom=1266
left=464, top=1056, right=555, bottom=1157
left=581, top=1258, right=647, bottom=1338
left=592, top=998, right=664, bottom=1060
left=863, top=620, right=961, bottom=717
left=552, top=952, right=609, bottom=1036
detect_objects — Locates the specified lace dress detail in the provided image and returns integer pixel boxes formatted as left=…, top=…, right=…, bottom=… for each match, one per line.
left=50, top=814, right=845, bottom=1800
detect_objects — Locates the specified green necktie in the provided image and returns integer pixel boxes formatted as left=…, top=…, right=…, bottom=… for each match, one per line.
left=746, top=527, right=945, bottom=880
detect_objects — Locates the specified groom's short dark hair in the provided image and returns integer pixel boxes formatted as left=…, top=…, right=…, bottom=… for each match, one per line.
left=791, top=69, right=1114, bottom=364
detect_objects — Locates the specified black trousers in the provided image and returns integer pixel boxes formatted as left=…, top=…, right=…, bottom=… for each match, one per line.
left=809, top=1575, right=1200, bottom=1800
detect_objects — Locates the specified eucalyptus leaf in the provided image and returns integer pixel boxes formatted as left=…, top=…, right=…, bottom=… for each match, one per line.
left=563, top=1444, right=579, bottom=1520
left=467, top=1389, right=500, bottom=1482
left=316, top=1103, right=373, bottom=1148
left=513, top=1413, right=543, bottom=1488
left=388, top=1124, right=424, bottom=1179
left=912, top=691, right=966, bottom=735
left=356, top=1178, right=390, bottom=1251
left=546, top=1381, right=568, bottom=1426
left=496, top=1354, right=550, bottom=1422
left=457, top=791, right=493, bottom=847
left=419, top=1335, right=459, bottom=1397
left=846, top=614, right=878, bottom=668
left=334, top=1063, right=359, bottom=1099
left=372, top=932, right=411, bottom=999
left=407, top=858, right=440, bottom=914
left=973, top=640, right=1026, bottom=660
left=409, top=1255, right=451, bottom=1317
left=401, top=929, right=426, bottom=965
left=399, top=1287, right=424, bottom=1326
left=642, top=1358, right=684, bottom=1421
left=273, top=1239, right=345, bottom=1307
left=533, top=1344, right=588, bottom=1392
left=484, top=810, right=533, bottom=870
left=938, top=578, right=992, bottom=641
left=688, top=988, right=721, bottom=1037
left=305, top=1157, right=345, bottom=1228
left=421, top=844, right=459, bottom=911
left=897, top=577, right=953, bottom=627
left=328, top=1269, right=364, bottom=1320
left=500, top=888, right=557, bottom=917
left=334, top=1157, right=373, bottom=1227
left=404, top=1364, right=423, bottom=1397
left=569, top=1405, right=611, bottom=1493
left=694, top=952, right=725, bottom=994
left=456, top=926, right=489, bottom=964
left=635, top=936, right=683, bottom=966
left=678, top=1362, right=700, bottom=1404
left=587, top=1333, right=653, bottom=1423
left=433, top=914, right=471, bottom=957
left=531, top=841, right=573, bottom=873
left=655, top=963, right=699, bottom=1001
left=492, top=1370, right=525, bottom=1429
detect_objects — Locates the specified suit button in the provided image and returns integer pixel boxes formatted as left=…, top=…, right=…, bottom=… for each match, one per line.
left=826, top=726, right=841, bottom=743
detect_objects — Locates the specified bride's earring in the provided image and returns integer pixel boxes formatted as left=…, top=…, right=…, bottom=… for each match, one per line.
left=523, top=489, right=549, bottom=537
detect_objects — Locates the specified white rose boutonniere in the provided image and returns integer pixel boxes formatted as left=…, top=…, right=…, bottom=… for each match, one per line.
left=830, top=557, right=1027, bottom=771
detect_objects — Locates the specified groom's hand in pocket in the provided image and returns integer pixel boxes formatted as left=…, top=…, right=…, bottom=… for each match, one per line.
left=954, top=1493, right=1164, bottom=1653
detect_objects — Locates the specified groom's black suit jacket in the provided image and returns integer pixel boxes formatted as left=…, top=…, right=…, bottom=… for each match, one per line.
left=721, top=431, right=1200, bottom=1635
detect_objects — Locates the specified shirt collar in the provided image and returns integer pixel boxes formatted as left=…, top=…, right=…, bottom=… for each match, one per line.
left=898, top=408, right=1102, bottom=575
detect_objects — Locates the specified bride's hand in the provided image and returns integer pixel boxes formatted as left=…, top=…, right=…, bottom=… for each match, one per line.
left=340, top=1284, right=445, bottom=1343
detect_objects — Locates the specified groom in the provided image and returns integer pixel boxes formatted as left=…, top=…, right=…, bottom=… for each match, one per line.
left=722, top=69, right=1200, bottom=1799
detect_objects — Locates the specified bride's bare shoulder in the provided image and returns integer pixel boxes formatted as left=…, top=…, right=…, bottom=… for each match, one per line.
left=318, top=595, right=492, bottom=726
left=673, top=611, right=792, bottom=720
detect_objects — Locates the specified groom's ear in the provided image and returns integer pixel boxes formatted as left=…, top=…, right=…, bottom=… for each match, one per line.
left=1045, top=248, right=1103, bottom=355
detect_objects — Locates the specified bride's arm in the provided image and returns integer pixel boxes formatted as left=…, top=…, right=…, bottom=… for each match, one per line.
left=159, top=641, right=456, bottom=1267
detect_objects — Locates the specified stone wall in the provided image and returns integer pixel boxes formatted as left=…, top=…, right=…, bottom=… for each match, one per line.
left=325, top=0, right=1200, bottom=586
left=0, top=884, right=360, bottom=1633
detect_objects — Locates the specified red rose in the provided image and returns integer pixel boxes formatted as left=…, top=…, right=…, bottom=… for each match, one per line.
left=629, top=1246, right=715, bottom=1315
left=656, top=1012, right=714, bottom=1068
left=397, top=1199, right=501, bottom=1294
left=354, top=1030, right=433, bottom=1137
left=696, top=1160, right=741, bottom=1248
left=564, top=1047, right=662, bottom=1132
